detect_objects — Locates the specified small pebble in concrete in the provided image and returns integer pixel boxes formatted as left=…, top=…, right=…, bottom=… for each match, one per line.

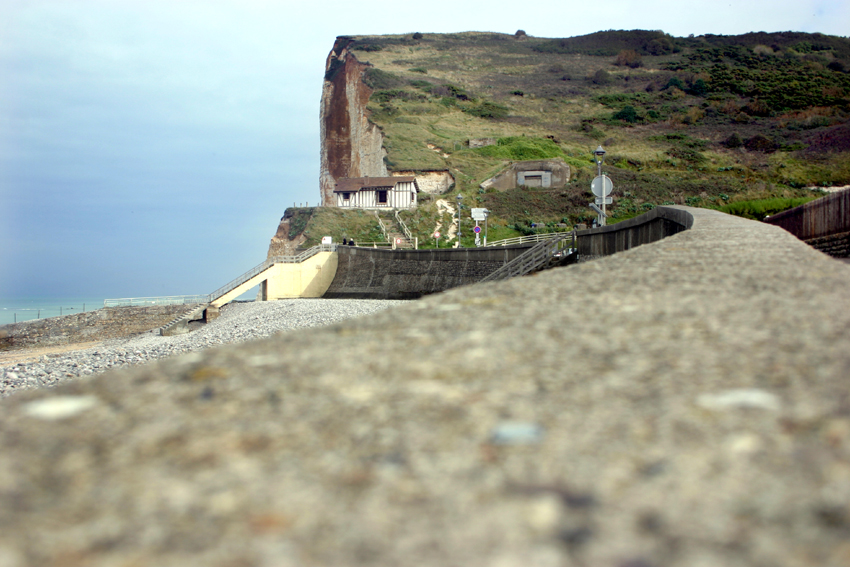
left=23, top=395, right=98, bottom=420
left=490, top=421, right=544, bottom=444
left=696, top=388, right=781, bottom=411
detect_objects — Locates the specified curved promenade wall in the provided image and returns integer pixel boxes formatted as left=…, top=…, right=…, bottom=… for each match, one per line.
left=3, top=207, right=850, bottom=564
left=575, top=206, right=694, bottom=259
left=764, top=188, right=850, bottom=257
left=324, top=245, right=534, bottom=299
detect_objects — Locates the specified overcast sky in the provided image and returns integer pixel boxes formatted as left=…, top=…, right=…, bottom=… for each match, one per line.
left=1, top=0, right=847, bottom=300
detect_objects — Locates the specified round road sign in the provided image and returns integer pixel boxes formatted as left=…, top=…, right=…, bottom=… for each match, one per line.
left=473, top=226, right=481, bottom=234
left=433, top=231, right=440, bottom=238
left=591, top=175, right=614, bottom=197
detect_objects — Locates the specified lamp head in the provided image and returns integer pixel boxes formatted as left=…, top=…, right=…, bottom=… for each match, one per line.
left=594, top=145, right=606, bottom=160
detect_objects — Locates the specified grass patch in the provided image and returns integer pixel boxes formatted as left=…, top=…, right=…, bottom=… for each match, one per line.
left=475, top=137, right=564, bottom=160
left=719, top=196, right=821, bottom=220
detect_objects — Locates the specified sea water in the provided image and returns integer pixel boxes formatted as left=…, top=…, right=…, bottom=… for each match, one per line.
left=0, top=287, right=260, bottom=326
left=0, top=297, right=108, bottom=326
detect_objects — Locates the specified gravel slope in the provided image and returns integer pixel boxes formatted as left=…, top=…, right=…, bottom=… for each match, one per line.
left=1, top=299, right=403, bottom=398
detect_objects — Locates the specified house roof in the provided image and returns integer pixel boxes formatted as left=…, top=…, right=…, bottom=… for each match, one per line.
left=334, top=176, right=418, bottom=193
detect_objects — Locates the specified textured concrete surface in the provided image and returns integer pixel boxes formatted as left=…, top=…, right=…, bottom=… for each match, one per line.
left=1, top=207, right=849, bottom=567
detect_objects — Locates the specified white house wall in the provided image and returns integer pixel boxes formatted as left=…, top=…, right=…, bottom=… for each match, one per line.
left=336, top=181, right=417, bottom=209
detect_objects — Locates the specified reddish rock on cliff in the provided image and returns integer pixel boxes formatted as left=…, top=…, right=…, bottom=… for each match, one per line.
left=319, top=36, right=387, bottom=207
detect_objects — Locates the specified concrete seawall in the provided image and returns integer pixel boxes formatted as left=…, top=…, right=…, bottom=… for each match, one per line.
left=2, top=206, right=850, bottom=565
left=324, top=244, right=535, bottom=299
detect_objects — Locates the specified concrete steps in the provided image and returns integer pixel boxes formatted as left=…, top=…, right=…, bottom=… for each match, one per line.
left=159, top=304, right=208, bottom=336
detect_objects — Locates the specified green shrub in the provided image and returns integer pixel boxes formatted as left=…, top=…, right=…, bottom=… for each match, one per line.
left=665, top=77, right=685, bottom=90
left=666, top=146, right=707, bottom=164
left=723, top=133, right=743, bottom=148
left=689, top=78, right=709, bottom=96
left=432, top=84, right=472, bottom=100
left=614, top=49, right=643, bottom=68
left=744, top=134, right=780, bottom=153
left=371, top=89, right=425, bottom=103
left=409, top=67, right=428, bottom=74
left=463, top=101, right=509, bottom=119
left=613, top=106, right=639, bottom=123
left=363, top=68, right=405, bottom=89
left=591, top=69, right=611, bottom=85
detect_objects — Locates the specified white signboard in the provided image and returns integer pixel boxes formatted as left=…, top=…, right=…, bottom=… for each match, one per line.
left=595, top=197, right=613, bottom=205
left=471, top=208, right=489, bottom=221
left=321, top=236, right=333, bottom=244
left=591, top=175, right=614, bottom=197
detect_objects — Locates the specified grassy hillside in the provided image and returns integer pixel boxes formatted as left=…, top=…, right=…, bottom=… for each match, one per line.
left=301, top=30, right=850, bottom=246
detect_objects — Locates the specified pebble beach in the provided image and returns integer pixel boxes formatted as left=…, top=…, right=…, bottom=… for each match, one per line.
left=1, top=299, right=403, bottom=398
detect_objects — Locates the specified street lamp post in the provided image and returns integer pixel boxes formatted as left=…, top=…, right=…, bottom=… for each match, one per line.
left=594, top=145, right=607, bottom=225
left=456, top=194, right=463, bottom=248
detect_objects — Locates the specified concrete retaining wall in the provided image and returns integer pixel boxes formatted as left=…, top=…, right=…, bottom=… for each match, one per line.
left=0, top=304, right=196, bottom=350
left=324, top=245, right=534, bottom=299
left=575, top=206, right=694, bottom=258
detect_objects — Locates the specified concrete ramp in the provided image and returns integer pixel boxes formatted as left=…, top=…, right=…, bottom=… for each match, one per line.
left=210, top=265, right=275, bottom=308
left=207, top=245, right=339, bottom=308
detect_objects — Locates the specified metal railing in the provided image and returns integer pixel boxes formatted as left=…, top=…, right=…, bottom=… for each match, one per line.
left=480, top=232, right=575, bottom=283
left=395, top=210, right=413, bottom=240
left=104, top=295, right=209, bottom=308
left=104, top=244, right=339, bottom=308
left=374, top=211, right=390, bottom=242
left=485, top=232, right=569, bottom=248
left=208, top=244, right=337, bottom=302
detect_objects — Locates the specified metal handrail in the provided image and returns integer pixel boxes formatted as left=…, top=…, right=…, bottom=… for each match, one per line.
left=105, top=244, right=339, bottom=308
left=485, top=232, right=568, bottom=248
left=104, top=295, right=208, bottom=308
left=480, top=232, right=575, bottom=283
left=208, top=243, right=337, bottom=301
left=374, top=211, right=390, bottom=242
left=395, top=210, right=414, bottom=240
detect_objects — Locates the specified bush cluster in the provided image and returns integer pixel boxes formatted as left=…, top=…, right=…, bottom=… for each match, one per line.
left=462, top=101, right=509, bottom=120
left=614, top=49, right=643, bottom=68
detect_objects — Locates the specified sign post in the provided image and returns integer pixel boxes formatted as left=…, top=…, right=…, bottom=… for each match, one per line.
left=433, top=231, right=440, bottom=248
left=471, top=208, right=490, bottom=246
left=592, top=146, right=610, bottom=225
left=590, top=175, right=614, bottom=227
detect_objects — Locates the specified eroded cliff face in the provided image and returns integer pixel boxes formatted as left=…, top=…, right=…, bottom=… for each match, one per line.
left=319, top=36, right=387, bottom=206
left=267, top=208, right=313, bottom=258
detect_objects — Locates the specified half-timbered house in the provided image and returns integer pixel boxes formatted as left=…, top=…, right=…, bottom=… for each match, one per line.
left=333, top=177, right=419, bottom=209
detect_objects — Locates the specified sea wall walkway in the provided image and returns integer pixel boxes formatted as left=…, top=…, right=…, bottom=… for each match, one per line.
left=1, top=207, right=849, bottom=566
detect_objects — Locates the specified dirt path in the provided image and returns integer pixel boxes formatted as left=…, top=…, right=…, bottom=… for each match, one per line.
left=435, top=199, right=458, bottom=243
left=0, top=341, right=103, bottom=366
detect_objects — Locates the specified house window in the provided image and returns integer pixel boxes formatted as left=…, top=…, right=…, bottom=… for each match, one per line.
left=377, top=190, right=388, bottom=204
left=342, top=192, right=351, bottom=200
